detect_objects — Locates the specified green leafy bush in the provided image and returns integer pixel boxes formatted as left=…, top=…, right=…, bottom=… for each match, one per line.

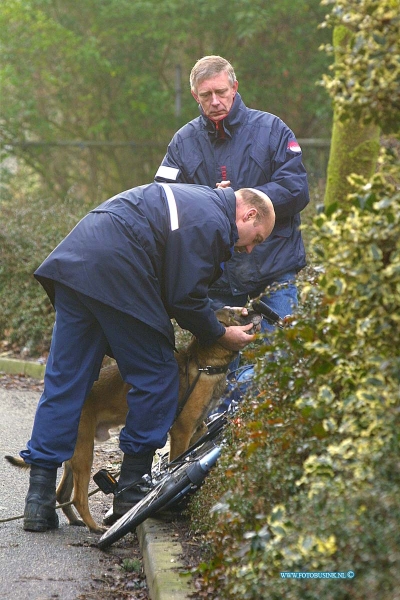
left=189, top=148, right=400, bottom=599
left=319, top=0, right=400, bottom=133
left=0, top=167, right=93, bottom=354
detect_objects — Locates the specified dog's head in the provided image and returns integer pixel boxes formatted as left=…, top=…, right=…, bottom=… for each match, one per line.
left=214, top=307, right=262, bottom=334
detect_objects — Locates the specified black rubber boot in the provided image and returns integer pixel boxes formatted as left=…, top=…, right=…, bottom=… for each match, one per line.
left=23, top=464, right=59, bottom=532
left=113, top=451, right=154, bottom=517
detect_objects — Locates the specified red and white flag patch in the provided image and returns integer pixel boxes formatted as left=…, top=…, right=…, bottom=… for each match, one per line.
left=287, top=140, right=301, bottom=153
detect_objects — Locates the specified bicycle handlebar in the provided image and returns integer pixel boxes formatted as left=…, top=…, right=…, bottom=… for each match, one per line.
left=186, top=446, right=221, bottom=486
left=251, top=299, right=281, bottom=325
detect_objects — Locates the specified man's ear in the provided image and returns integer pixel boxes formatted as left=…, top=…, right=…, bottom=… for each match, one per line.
left=244, top=208, right=257, bottom=222
left=191, top=90, right=199, bottom=102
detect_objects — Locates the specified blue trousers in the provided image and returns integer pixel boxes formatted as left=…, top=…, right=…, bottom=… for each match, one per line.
left=209, top=271, right=298, bottom=331
left=20, top=283, right=179, bottom=468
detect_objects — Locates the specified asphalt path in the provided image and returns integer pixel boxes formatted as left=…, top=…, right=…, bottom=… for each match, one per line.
left=0, top=385, right=128, bottom=600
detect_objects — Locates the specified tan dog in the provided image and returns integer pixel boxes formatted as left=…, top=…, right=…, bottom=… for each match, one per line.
left=6, top=308, right=261, bottom=533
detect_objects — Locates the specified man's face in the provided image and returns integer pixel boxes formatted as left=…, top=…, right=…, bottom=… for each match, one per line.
left=235, top=217, right=271, bottom=254
left=191, top=72, right=238, bottom=122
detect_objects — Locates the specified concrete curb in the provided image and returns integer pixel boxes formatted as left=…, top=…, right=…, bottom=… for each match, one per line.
left=0, top=357, right=194, bottom=600
left=0, top=357, right=46, bottom=380
left=137, top=518, right=194, bottom=600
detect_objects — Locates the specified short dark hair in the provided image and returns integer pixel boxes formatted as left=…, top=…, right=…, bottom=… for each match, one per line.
left=190, top=56, right=236, bottom=92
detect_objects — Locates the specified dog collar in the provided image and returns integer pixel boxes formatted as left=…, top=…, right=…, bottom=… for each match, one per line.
left=177, top=359, right=233, bottom=419
left=198, top=364, right=231, bottom=375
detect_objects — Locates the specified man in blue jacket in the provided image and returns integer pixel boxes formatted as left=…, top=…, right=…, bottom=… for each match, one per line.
left=20, top=182, right=275, bottom=532
left=155, top=55, right=310, bottom=324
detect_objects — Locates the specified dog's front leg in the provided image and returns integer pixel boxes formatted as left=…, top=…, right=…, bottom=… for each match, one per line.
left=169, top=419, right=194, bottom=462
left=169, top=385, right=212, bottom=461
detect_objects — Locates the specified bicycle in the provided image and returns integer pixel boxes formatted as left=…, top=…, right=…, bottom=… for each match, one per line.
left=97, top=300, right=281, bottom=550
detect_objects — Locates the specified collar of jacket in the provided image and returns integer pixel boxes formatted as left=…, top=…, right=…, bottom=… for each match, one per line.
left=199, top=92, right=245, bottom=138
left=214, top=186, right=238, bottom=248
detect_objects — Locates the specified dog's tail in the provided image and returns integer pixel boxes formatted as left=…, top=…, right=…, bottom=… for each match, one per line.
left=4, top=455, right=30, bottom=470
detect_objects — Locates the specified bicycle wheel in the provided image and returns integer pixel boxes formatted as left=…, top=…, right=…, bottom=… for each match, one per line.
left=98, top=445, right=221, bottom=550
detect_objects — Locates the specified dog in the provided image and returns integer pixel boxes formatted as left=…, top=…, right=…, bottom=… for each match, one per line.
left=5, top=308, right=261, bottom=533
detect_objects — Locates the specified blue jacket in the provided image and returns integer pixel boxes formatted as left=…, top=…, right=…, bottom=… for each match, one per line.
left=155, top=93, right=310, bottom=296
left=34, top=183, right=238, bottom=346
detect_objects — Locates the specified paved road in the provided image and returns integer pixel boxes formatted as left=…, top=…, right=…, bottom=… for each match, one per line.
left=0, top=386, right=120, bottom=600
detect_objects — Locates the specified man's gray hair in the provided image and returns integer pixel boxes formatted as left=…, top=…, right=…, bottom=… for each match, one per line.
left=190, top=55, right=236, bottom=92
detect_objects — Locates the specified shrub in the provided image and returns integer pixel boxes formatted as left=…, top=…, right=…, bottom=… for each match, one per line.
left=0, top=166, right=92, bottom=355
left=189, top=147, right=400, bottom=599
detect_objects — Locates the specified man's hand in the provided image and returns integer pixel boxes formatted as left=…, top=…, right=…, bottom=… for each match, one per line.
left=218, top=323, right=256, bottom=351
left=223, top=305, right=249, bottom=316
left=216, top=180, right=231, bottom=189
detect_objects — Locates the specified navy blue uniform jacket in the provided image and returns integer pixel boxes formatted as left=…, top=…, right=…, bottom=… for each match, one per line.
left=34, top=183, right=238, bottom=347
left=155, top=93, right=310, bottom=296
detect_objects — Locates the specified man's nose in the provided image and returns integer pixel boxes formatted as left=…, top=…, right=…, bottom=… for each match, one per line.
left=211, top=93, right=220, bottom=105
